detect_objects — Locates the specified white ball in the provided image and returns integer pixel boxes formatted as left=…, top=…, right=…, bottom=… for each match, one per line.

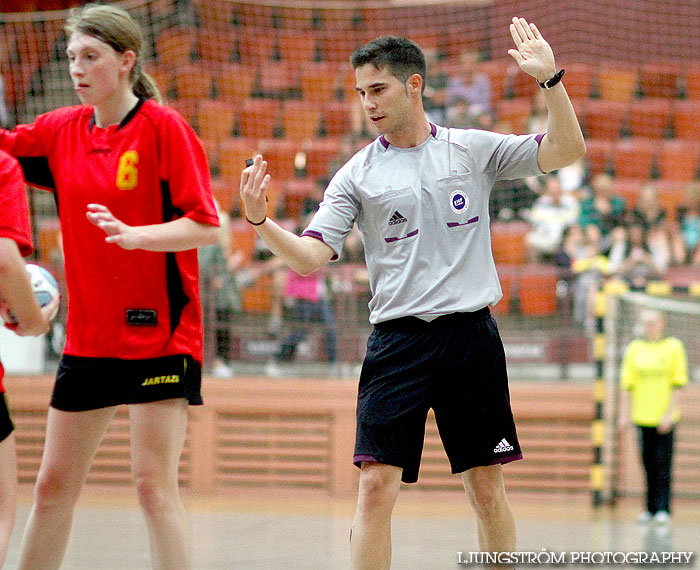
left=26, top=263, right=59, bottom=320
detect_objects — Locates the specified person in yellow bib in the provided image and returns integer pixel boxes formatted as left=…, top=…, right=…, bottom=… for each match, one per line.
left=619, top=309, right=688, bottom=525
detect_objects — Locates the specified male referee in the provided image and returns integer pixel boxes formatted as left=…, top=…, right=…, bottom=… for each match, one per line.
left=240, top=17, right=585, bottom=570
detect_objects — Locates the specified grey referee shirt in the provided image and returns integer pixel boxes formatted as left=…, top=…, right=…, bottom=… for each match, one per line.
left=303, top=123, right=544, bottom=324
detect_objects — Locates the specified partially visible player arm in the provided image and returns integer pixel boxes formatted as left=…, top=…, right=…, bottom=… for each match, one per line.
left=240, top=155, right=334, bottom=276
left=507, top=17, right=586, bottom=173
left=0, top=238, right=55, bottom=336
left=86, top=204, right=219, bottom=252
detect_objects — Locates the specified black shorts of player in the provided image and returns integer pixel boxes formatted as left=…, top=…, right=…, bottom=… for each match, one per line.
left=354, top=308, right=522, bottom=484
left=51, top=354, right=203, bottom=412
left=0, top=393, right=14, bottom=442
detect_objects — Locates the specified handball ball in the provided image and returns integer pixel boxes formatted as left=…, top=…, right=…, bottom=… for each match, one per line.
left=26, top=263, right=59, bottom=320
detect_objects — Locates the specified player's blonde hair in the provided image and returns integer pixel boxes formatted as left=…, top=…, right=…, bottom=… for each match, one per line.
left=65, top=4, right=161, bottom=103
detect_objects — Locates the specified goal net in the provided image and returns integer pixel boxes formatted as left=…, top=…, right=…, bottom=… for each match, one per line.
left=602, top=291, right=700, bottom=502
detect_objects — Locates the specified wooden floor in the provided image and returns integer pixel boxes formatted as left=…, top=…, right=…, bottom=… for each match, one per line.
left=5, top=490, right=699, bottom=569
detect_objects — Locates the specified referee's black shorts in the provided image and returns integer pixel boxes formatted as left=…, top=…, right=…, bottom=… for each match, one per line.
left=354, top=308, right=522, bottom=484
left=51, top=354, right=202, bottom=412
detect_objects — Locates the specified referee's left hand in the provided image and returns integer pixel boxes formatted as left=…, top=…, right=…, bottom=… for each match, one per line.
left=507, top=17, right=557, bottom=84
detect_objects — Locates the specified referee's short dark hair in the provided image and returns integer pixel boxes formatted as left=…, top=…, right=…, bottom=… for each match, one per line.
left=351, top=36, right=427, bottom=93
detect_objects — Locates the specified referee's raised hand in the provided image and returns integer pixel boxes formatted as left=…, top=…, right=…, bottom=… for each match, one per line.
left=507, top=17, right=556, bottom=84
left=240, top=154, right=270, bottom=226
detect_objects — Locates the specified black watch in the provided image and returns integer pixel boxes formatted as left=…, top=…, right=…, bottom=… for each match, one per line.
left=537, top=69, right=565, bottom=89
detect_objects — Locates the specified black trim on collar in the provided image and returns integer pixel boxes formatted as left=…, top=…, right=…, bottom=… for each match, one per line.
left=89, top=97, right=146, bottom=131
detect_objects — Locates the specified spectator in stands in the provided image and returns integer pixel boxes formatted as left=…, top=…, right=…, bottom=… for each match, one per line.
left=525, top=173, right=580, bottom=261
left=608, top=222, right=663, bottom=289
left=578, top=172, right=626, bottom=246
left=241, top=18, right=585, bottom=570
left=618, top=309, right=688, bottom=525
left=198, top=201, right=250, bottom=378
left=674, top=183, right=700, bottom=266
left=557, top=223, right=608, bottom=330
left=0, top=151, right=58, bottom=570
left=421, top=47, right=448, bottom=125
left=445, top=51, right=491, bottom=115
left=632, top=183, right=674, bottom=273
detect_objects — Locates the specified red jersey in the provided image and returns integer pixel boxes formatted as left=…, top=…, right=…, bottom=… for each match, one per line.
left=0, top=100, right=219, bottom=363
left=0, top=150, right=33, bottom=393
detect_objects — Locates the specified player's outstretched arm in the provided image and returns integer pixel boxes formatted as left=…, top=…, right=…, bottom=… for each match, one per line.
left=508, top=17, right=586, bottom=173
left=0, top=239, right=55, bottom=336
left=240, top=154, right=334, bottom=276
left=86, top=204, right=219, bottom=252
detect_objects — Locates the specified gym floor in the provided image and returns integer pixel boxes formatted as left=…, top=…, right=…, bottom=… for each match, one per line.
left=5, top=490, right=699, bottom=569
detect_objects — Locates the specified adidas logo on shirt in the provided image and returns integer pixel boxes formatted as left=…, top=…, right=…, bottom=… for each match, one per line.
left=388, top=211, right=407, bottom=226
left=494, top=438, right=514, bottom=453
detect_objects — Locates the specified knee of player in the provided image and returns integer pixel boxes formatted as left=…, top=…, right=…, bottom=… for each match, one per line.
left=357, top=464, right=401, bottom=510
left=33, top=467, right=81, bottom=508
left=463, top=469, right=507, bottom=515
left=133, top=475, right=173, bottom=513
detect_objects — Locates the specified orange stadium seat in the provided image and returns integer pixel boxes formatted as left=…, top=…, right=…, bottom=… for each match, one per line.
left=582, top=139, right=613, bottom=177
left=491, top=221, right=529, bottom=265
left=173, top=63, right=213, bottom=99
left=218, top=137, right=259, bottom=182
left=237, top=31, right=277, bottom=65
left=283, top=179, right=318, bottom=219
left=193, top=0, right=236, bottom=31
left=596, top=63, right=639, bottom=102
left=275, top=5, right=316, bottom=29
left=257, top=139, right=300, bottom=181
left=444, top=29, right=486, bottom=61
left=300, top=61, right=341, bottom=103
left=654, top=180, right=689, bottom=218
left=197, top=28, right=238, bottom=64
left=611, top=138, right=656, bottom=179
left=235, top=3, right=275, bottom=28
left=320, top=29, right=366, bottom=64
left=560, top=63, right=594, bottom=99
left=582, top=99, right=626, bottom=140
left=656, top=140, right=700, bottom=182
left=143, top=65, right=172, bottom=98
left=216, top=64, right=256, bottom=103
left=518, top=264, right=560, bottom=316
left=256, top=61, right=299, bottom=99
left=626, top=98, right=671, bottom=139
left=280, top=100, right=322, bottom=141
left=322, top=101, right=352, bottom=137
left=155, top=27, right=197, bottom=68
left=611, top=178, right=643, bottom=209
left=237, top=98, right=281, bottom=139
left=639, top=61, right=682, bottom=99
left=210, top=176, right=238, bottom=214
left=494, top=98, right=532, bottom=134
left=195, top=100, right=237, bottom=142
left=304, top=138, right=341, bottom=179
left=277, top=30, right=319, bottom=63
left=198, top=137, right=218, bottom=170
left=509, top=64, right=538, bottom=99
left=492, top=264, right=518, bottom=315
left=672, top=100, right=700, bottom=140
left=167, top=99, right=197, bottom=124
left=477, top=59, right=510, bottom=103
left=683, top=65, right=700, bottom=100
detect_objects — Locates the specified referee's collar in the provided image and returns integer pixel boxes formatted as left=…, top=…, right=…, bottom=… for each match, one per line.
left=379, top=122, right=437, bottom=150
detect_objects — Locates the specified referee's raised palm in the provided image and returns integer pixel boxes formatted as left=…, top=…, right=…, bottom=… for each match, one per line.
left=507, top=17, right=556, bottom=83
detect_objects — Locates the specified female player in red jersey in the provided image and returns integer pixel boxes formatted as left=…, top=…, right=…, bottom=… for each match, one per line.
left=0, top=5, right=219, bottom=569
left=0, top=150, right=59, bottom=569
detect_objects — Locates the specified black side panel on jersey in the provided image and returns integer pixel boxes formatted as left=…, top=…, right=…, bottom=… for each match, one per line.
left=17, top=156, right=56, bottom=190
left=161, top=180, right=189, bottom=334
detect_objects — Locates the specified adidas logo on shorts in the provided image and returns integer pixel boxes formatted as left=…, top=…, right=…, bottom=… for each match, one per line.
left=494, top=438, right=514, bottom=453
left=388, top=211, right=407, bottom=226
